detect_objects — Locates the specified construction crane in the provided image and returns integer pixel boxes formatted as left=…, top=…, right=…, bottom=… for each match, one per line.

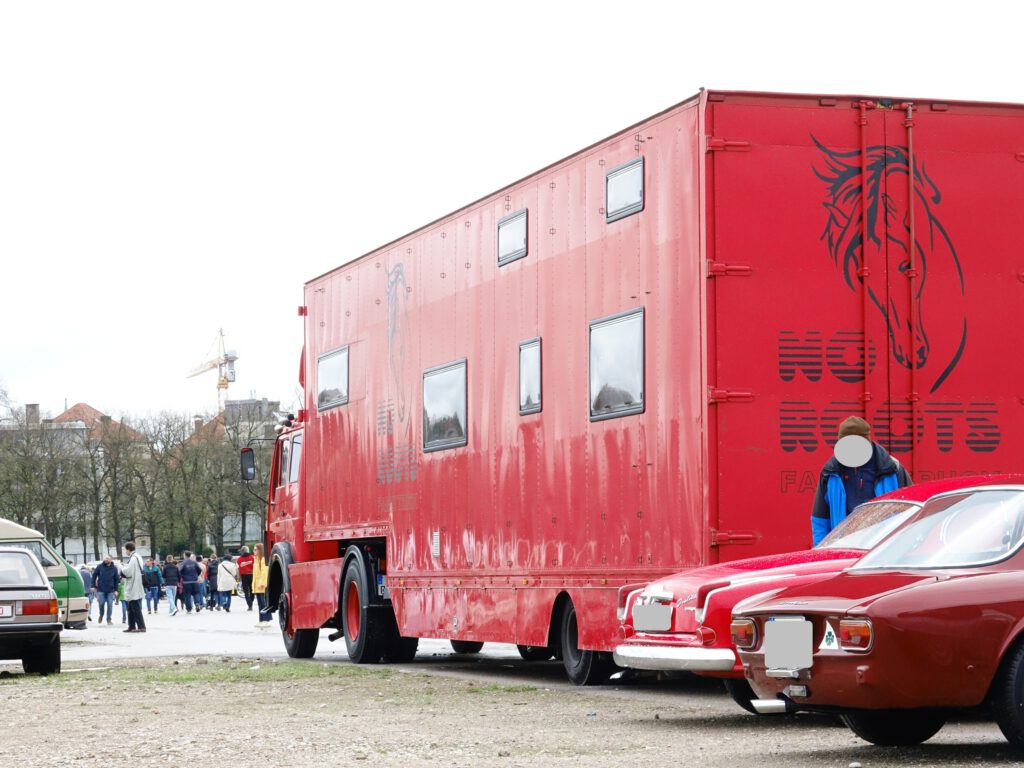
left=187, top=329, right=238, bottom=413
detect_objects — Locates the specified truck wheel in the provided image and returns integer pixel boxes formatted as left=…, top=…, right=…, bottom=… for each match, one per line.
left=992, top=639, right=1024, bottom=746
left=450, top=640, right=484, bottom=654
left=842, top=709, right=946, bottom=746
left=559, top=600, right=613, bottom=686
left=723, top=679, right=759, bottom=714
left=22, top=636, right=61, bottom=675
left=278, top=593, right=318, bottom=658
left=342, top=558, right=384, bottom=663
left=517, top=645, right=553, bottom=662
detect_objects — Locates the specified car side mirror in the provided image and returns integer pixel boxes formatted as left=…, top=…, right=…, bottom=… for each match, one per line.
left=240, top=447, right=256, bottom=482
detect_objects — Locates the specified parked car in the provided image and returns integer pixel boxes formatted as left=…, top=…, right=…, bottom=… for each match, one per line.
left=614, top=475, right=1024, bottom=713
left=0, top=519, right=87, bottom=629
left=0, top=546, right=62, bottom=674
left=733, top=481, right=1024, bottom=747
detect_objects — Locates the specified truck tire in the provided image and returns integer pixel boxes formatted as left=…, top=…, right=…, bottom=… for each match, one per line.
left=342, top=558, right=385, bottom=663
left=559, top=599, right=613, bottom=686
left=22, top=636, right=61, bottom=675
left=278, top=593, right=319, bottom=659
left=517, top=645, right=554, bottom=662
left=450, top=640, right=484, bottom=654
left=841, top=709, right=946, bottom=746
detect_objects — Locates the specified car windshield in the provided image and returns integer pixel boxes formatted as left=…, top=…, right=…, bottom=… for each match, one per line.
left=852, top=488, right=1024, bottom=570
left=818, top=501, right=919, bottom=550
left=0, top=551, right=47, bottom=588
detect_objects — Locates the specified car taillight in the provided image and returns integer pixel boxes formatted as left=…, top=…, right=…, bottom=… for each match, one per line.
left=730, top=618, right=758, bottom=650
left=839, top=619, right=873, bottom=651
left=20, top=599, right=59, bottom=617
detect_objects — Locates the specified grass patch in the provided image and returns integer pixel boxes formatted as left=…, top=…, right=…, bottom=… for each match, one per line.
left=16, top=660, right=374, bottom=686
left=465, top=683, right=537, bottom=694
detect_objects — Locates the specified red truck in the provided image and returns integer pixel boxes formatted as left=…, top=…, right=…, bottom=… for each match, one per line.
left=244, top=90, right=1023, bottom=685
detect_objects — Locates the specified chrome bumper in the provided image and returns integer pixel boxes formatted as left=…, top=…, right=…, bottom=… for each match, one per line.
left=612, top=643, right=736, bottom=672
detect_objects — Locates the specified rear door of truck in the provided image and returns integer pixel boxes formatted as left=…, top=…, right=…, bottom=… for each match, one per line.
left=705, top=93, right=1024, bottom=561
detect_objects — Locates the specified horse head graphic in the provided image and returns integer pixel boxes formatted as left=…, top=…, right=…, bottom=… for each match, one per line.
left=814, top=137, right=967, bottom=393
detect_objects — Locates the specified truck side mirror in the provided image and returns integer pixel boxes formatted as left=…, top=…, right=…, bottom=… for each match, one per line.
left=240, top=447, right=256, bottom=482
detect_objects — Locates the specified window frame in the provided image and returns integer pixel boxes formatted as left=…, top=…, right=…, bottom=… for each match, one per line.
left=497, top=208, right=528, bottom=266
left=288, top=433, right=303, bottom=484
left=316, top=345, right=350, bottom=412
left=588, top=307, right=645, bottom=422
left=605, top=156, right=645, bottom=223
left=422, top=358, right=468, bottom=453
left=518, top=337, right=542, bottom=416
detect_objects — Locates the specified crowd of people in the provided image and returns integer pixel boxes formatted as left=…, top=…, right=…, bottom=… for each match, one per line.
left=77, top=542, right=274, bottom=633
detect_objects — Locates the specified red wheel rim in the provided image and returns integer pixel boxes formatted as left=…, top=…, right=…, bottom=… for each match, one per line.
left=346, top=580, right=361, bottom=641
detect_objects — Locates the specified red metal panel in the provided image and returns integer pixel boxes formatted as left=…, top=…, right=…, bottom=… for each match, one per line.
left=289, top=558, right=344, bottom=629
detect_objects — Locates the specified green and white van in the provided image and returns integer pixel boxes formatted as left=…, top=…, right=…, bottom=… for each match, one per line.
left=0, top=519, right=87, bottom=628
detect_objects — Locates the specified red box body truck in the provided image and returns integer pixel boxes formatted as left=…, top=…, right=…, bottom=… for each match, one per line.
left=255, top=90, right=1022, bottom=684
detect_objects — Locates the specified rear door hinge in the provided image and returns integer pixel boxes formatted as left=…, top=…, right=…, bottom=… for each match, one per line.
left=708, top=387, right=754, bottom=404
left=705, top=136, right=752, bottom=153
left=710, top=529, right=758, bottom=547
left=707, top=260, right=753, bottom=277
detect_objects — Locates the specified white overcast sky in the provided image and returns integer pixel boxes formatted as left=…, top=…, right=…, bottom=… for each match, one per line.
left=1, top=1, right=1020, bottom=421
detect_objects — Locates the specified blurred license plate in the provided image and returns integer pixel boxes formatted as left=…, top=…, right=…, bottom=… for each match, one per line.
left=633, top=602, right=672, bottom=632
left=0, top=605, right=11, bottom=619
left=764, top=617, right=812, bottom=670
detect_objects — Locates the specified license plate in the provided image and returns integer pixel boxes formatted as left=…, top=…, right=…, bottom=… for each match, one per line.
left=764, top=617, right=813, bottom=670
left=0, top=605, right=11, bottom=619
left=633, top=602, right=672, bottom=632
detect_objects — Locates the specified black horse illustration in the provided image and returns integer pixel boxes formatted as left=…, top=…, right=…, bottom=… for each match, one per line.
left=814, top=137, right=967, bottom=393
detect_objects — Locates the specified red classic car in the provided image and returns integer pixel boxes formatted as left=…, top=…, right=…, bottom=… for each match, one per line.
left=733, top=480, right=1024, bottom=748
left=613, top=475, right=1022, bottom=713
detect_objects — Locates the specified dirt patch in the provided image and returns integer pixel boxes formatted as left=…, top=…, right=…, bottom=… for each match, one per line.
left=0, top=657, right=1014, bottom=767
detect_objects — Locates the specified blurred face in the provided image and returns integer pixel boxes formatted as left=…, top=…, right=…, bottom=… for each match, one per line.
left=103, top=555, right=112, bottom=565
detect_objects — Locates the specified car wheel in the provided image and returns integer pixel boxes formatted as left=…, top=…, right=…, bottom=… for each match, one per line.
left=278, top=592, right=319, bottom=659
left=450, top=640, right=484, bottom=654
left=517, top=644, right=554, bottom=662
left=559, top=599, right=613, bottom=686
left=992, top=639, right=1024, bottom=746
left=22, top=636, right=61, bottom=676
left=342, top=558, right=384, bottom=663
left=842, top=709, right=946, bottom=746
left=723, top=678, right=759, bottom=715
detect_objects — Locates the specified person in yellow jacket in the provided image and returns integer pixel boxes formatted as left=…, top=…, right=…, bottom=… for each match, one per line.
left=252, top=542, right=272, bottom=626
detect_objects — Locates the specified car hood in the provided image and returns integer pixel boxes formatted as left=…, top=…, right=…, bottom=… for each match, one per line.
left=731, top=569, right=974, bottom=617
left=640, top=548, right=863, bottom=605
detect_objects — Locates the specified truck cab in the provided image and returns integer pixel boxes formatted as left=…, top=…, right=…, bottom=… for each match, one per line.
left=0, top=519, right=87, bottom=628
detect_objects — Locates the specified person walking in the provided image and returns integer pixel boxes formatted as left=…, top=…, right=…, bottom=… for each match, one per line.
left=121, top=542, right=147, bottom=633
left=216, top=554, right=239, bottom=612
left=196, top=555, right=209, bottom=611
left=205, top=554, right=219, bottom=610
left=810, top=415, right=912, bottom=545
left=91, top=555, right=120, bottom=625
left=236, top=546, right=255, bottom=611
left=252, top=543, right=272, bottom=625
left=79, top=564, right=94, bottom=621
left=178, top=551, right=203, bottom=614
left=162, top=555, right=180, bottom=616
left=143, top=557, right=163, bottom=614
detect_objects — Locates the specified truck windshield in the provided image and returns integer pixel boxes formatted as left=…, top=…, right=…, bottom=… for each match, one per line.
left=817, top=501, right=919, bottom=551
left=852, top=488, right=1024, bottom=570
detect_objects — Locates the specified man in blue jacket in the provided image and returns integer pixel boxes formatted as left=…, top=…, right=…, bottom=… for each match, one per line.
left=91, top=555, right=121, bottom=625
left=810, top=416, right=912, bottom=545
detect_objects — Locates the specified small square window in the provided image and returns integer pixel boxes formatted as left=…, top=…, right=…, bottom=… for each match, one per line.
left=317, top=346, right=349, bottom=411
left=498, top=209, right=528, bottom=265
left=519, top=338, right=542, bottom=415
left=605, top=157, right=644, bottom=223
left=423, top=359, right=468, bottom=452
left=589, top=308, right=644, bottom=421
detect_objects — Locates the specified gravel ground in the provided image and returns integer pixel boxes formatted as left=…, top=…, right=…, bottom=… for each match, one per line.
left=1, top=654, right=1022, bottom=768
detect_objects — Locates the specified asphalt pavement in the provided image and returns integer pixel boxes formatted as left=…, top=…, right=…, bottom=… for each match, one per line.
left=56, top=597, right=522, bottom=664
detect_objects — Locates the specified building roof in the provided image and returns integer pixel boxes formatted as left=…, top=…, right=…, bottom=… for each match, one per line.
left=52, top=403, right=144, bottom=442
